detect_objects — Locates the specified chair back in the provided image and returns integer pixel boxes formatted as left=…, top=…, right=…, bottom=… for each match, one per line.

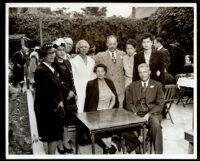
left=164, top=84, right=177, bottom=103
left=175, top=73, right=187, bottom=83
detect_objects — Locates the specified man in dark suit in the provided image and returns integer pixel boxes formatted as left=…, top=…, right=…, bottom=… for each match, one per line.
left=125, top=63, right=164, bottom=154
left=132, top=33, right=165, bottom=86
left=154, top=37, right=175, bottom=84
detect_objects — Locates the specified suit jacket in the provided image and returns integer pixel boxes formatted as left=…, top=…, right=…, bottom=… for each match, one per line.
left=132, top=49, right=165, bottom=86
left=34, top=62, right=64, bottom=114
left=92, top=49, right=126, bottom=95
left=125, top=79, right=164, bottom=115
left=84, top=78, right=119, bottom=112
left=159, top=47, right=170, bottom=71
left=52, top=58, right=76, bottom=97
left=52, top=58, right=77, bottom=112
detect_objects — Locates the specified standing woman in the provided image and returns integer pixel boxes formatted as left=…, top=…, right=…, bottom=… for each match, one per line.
left=52, top=39, right=77, bottom=153
left=70, top=40, right=96, bottom=113
left=123, top=39, right=137, bottom=88
left=34, top=43, right=65, bottom=154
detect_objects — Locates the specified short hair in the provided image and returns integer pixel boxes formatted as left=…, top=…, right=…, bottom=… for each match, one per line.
left=138, top=63, right=150, bottom=71
left=126, top=39, right=137, bottom=48
left=186, top=55, right=194, bottom=64
left=75, top=40, right=90, bottom=53
left=141, top=32, right=153, bottom=41
left=106, top=35, right=117, bottom=43
left=63, top=37, right=73, bottom=46
left=93, top=64, right=107, bottom=73
left=155, top=37, right=163, bottom=44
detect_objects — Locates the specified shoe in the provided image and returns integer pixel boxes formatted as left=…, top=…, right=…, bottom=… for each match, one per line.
left=109, top=145, right=117, bottom=154
left=111, top=136, right=122, bottom=152
left=57, top=146, right=66, bottom=154
left=63, top=144, right=73, bottom=153
left=103, top=147, right=109, bottom=154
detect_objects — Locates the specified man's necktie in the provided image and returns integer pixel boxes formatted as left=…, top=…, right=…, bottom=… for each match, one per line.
left=112, top=52, right=116, bottom=64
left=142, top=82, right=147, bottom=98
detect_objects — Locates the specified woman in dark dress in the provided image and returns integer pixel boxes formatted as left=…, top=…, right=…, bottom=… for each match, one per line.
left=84, top=64, right=119, bottom=154
left=34, top=43, right=65, bottom=154
left=182, top=54, right=194, bottom=74
left=52, top=40, right=77, bottom=153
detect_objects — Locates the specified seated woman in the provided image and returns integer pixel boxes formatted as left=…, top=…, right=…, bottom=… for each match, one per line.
left=34, top=43, right=65, bottom=154
left=182, top=54, right=194, bottom=75
left=84, top=64, right=119, bottom=154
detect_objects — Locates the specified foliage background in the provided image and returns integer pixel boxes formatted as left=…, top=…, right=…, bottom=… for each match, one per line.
left=9, top=7, right=194, bottom=54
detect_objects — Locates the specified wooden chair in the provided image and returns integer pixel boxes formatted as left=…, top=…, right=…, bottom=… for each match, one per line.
left=164, top=84, right=177, bottom=124
left=175, top=74, right=188, bottom=107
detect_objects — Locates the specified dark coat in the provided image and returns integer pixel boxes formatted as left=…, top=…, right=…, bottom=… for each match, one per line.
left=52, top=59, right=77, bottom=109
left=10, top=51, right=26, bottom=86
left=84, top=78, right=119, bottom=112
left=52, top=58, right=78, bottom=125
left=34, top=62, right=64, bottom=142
left=159, top=47, right=171, bottom=71
left=125, top=79, right=164, bottom=115
left=132, top=49, right=165, bottom=86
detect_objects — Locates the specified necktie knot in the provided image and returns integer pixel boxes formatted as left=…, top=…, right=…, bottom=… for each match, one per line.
left=111, top=52, right=116, bottom=64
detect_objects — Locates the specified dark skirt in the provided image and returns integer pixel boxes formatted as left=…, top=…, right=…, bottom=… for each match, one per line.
left=35, top=108, right=64, bottom=142
left=64, top=98, right=78, bottom=126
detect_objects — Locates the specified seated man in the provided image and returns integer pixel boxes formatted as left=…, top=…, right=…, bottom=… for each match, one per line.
left=124, top=63, right=164, bottom=154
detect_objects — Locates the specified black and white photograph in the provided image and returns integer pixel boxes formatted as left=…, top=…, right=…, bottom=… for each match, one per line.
left=5, top=2, right=197, bottom=159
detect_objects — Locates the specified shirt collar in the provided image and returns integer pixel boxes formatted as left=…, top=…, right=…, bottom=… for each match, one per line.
left=157, top=46, right=163, bottom=51
left=43, top=62, right=55, bottom=73
left=109, top=50, right=116, bottom=58
left=141, top=79, right=150, bottom=87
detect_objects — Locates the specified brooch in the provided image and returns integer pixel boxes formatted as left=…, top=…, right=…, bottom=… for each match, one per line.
left=150, top=85, right=154, bottom=88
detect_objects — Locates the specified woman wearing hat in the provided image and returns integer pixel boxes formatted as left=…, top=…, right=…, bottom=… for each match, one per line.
left=34, top=43, right=65, bottom=154
left=52, top=39, right=77, bottom=153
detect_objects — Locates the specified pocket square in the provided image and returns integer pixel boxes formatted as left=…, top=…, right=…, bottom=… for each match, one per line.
left=150, top=85, right=154, bottom=88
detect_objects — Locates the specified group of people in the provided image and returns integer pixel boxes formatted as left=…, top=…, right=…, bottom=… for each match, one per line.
left=9, top=32, right=193, bottom=155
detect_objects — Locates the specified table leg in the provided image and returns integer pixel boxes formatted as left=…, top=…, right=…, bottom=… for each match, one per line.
left=91, top=132, right=95, bottom=154
left=75, top=125, right=78, bottom=154
left=143, top=125, right=146, bottom=154
left=121, top=136, right=125, bottom=154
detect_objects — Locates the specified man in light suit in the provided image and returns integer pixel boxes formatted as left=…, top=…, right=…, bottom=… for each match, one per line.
left=92, top=35, right=126, bottom=108
left=125, top=63, right=164, bottom=154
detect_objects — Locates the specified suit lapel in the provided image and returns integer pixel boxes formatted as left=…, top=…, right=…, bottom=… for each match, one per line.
left=146, top=79, right=155, bottom=101
left=135, top=81, right=142, bottom=100
left=41, top=62, right=57, bottom=80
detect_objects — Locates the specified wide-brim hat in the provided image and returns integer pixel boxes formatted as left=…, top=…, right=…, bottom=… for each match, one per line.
left=40, top=43, right=56, bottom=59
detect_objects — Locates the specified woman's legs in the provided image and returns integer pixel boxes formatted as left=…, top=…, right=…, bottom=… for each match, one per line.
left=48, top=141, right=58, bottom=154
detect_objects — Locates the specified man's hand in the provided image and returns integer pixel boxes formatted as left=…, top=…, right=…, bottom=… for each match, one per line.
left=143, top=113, right=151, bottom=121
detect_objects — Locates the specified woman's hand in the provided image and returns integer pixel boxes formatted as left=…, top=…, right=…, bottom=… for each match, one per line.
left=68, top=91, right=75, bottom=98
left=58, top=101, right=64, bottom=108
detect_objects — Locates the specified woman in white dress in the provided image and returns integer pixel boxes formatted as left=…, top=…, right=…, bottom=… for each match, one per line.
left=70, top=40, right=96, bottom=113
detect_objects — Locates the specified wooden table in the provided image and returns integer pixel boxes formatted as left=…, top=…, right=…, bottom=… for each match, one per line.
left=177, top=77, right=194, bottom=89
left=74, top=108, right=147, bottom=154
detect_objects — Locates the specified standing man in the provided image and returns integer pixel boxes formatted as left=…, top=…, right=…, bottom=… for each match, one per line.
left=92, top=35, right=126, bottom=108
left=154, top=37, right=175, bottom=84
left=132, top=33, right=165, bottom=86
left=125, top=63, right=164, bottom=154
